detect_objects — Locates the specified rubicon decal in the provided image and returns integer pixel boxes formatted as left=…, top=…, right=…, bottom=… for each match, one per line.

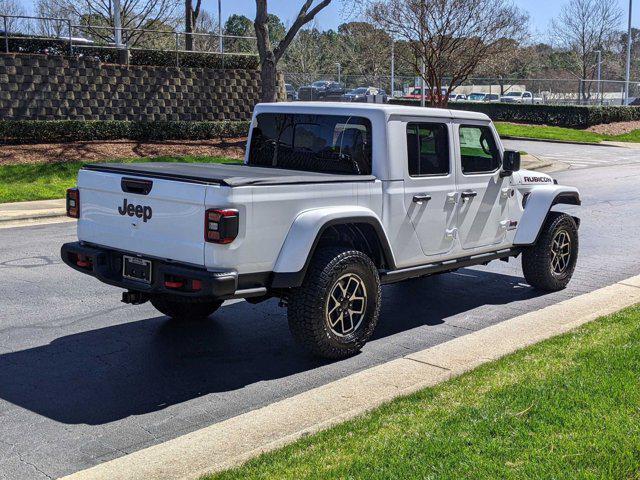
left=524, top=176, right=552, bottom=183
left=118, top=198, right=153, bottom=222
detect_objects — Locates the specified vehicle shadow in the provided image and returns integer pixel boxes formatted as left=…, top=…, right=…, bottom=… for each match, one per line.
left=0, top=268, right=542, bottom=425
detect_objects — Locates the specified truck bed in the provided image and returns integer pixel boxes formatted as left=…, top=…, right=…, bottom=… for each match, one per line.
left=82, top=162, right=376, bottom=187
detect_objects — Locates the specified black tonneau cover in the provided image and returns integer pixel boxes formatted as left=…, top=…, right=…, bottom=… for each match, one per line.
left=83, top=162, right=376, bottom=187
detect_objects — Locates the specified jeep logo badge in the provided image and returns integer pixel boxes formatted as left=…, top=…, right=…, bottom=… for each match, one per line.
left=118, top=199, right=152, bottom=222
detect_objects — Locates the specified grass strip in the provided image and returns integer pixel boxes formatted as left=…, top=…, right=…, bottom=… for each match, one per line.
left=205, top=304, right=640, bottom=480
left=0, top=156, right=239, bottom=203
left=496, top=122, right=640, bottom=144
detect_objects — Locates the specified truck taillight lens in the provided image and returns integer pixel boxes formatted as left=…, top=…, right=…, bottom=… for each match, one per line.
left=205, top=209, right=239, bottom=244
left=66, top=188, right=79, bottom=218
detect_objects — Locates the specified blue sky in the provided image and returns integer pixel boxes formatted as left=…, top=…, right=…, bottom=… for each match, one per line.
left=18, top=0, right=640, bottom=39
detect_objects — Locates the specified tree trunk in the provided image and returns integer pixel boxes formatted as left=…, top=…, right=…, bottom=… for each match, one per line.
left=260, top=53, right=278, bottom=102
left=185, top=0, right=194, bottom=51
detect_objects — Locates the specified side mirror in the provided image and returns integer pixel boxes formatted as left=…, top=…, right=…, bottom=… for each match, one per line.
left=501, top=150, right=521, bottom=177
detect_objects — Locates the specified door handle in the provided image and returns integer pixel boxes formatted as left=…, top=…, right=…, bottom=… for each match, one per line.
left=412, top=194, right=432, bottom=203
left=460, top=190, right=478, bottom=199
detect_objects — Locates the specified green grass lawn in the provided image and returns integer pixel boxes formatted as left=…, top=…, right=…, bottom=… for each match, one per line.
left=205, top=305, right=640, bottom=480
left=0, top=156, right=239, bottom=203
left=496, top=122, right=640, bottom=144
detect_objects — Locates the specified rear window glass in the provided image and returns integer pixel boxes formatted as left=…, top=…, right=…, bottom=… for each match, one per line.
left=249, top=113, right=372, bottom=175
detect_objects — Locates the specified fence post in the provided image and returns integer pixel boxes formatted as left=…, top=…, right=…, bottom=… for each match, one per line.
left=68, top=20, right=73, bottom=56
left=175, top=31, right=179, bottom=67
left=3, top=16, right=8, bottom=53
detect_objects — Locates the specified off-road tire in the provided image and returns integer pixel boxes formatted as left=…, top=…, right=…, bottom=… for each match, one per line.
left=288, top=247, right=381, bottom=359
left=150, top=295, right=223, bottom=321
left=522, top=212, right=579, bottom=291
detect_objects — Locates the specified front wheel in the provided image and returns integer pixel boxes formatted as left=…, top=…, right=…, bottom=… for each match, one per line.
left=287, top=247, right=381, bottom=359
left=150, top=295, right=223, bottom=321
left=522, top=212, right=579, bottom=291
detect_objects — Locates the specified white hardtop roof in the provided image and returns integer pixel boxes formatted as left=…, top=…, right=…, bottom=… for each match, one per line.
left=254, top=102, right=490, bottom=121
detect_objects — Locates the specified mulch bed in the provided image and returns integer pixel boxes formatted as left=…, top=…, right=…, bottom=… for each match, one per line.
left=586, top=120, right=640, bottom=135
left=0, top=138, right=247, bottom=165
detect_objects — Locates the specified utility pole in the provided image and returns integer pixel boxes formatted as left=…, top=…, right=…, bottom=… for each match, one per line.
left=390, top=38, right=395, bottom=98
left=595, top=50, right=602, bottom=105
left=113, top=0, right=122, bottom=47
left=420, top=0, right=426, bottom=107
left=218, top=0, right=223, bottom=54
left=624, top=0, right=633, bottom=105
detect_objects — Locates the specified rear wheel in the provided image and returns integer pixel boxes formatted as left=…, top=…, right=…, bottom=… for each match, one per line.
left=287, top=247, right=381, bottom=359
left=150, top=295, right=223, bottom=321
left=522, top=212, right=579, bottom=291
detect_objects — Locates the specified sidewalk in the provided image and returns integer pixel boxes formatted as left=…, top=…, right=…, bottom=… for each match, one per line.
left=0, top=198, right=66, bottom=224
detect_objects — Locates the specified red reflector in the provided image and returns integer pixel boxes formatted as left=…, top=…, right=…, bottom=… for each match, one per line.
left=66, top=188, right=80, bottom=219
left=164, top=280, right=184, bottom=289
left=191, top=279, right=202, bottom=291
left=75, top=254, right=92, bottom=268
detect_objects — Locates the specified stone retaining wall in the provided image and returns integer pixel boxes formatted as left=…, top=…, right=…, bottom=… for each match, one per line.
left=0, top=53, right=262, bottom=121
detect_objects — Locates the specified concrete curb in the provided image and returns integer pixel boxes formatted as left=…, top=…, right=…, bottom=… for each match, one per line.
left=61, top=275, right=640, bottom=480
left=501, top=134, right=617, bottom=147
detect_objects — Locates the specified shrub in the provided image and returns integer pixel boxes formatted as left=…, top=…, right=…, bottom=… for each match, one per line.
left=388, top=99, right=640, bottom=128
left=0, top=120, right=250, bottom=144
left=3, top=37, right=259, bottom=69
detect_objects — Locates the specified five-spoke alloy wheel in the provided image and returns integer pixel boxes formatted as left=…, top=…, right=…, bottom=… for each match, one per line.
left=325, top=273, right=368, bottom=337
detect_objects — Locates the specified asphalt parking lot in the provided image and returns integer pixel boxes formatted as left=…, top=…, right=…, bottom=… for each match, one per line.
left=1, top=159, right=639, bottom=479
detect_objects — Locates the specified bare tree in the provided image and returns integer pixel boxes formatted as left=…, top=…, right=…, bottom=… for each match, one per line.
left=51, top=0, right=180, bottom=47
left=255, top=0, right=332, bottom=102
left=368, top=0, right=526, bottom=107
left=551, top=0, right=622, bottom=100
left=0, top=0, right=26, bottom=32
left=36, top=0, right=78, bottom=38
left=338, top=22, right=391, bottom=86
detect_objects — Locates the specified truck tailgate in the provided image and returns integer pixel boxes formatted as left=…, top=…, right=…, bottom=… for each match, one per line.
left=77, top=169, right=208, bottom=266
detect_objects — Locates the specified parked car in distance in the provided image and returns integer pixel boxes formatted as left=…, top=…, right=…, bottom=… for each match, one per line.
left=285, top=84, right=297, bottom=101
left=448, top=93, right=467, bottom=102
left=403, top=87, right=427, bottom=101
left=467, top=92, right=487, bottom=102
left=343, top=87, right=388, bottom=103
left=297, top=81, right=345, bottom=101
left=62, top=102, right=581, bottom=360
left=500, top=91, right=543, bottom=104
left=484, top=93, right=500, bottom=102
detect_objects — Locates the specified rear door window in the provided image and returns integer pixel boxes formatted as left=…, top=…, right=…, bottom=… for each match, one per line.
left=459, top=125, right=501, bottom=174
left=406, top=123, right=450, bottom=176
left=249, top=113, right=372, bottom=174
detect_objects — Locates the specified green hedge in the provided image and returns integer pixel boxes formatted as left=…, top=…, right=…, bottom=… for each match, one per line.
left=0, top=120, right=251, bottom=144
left=5, top=37, right=259, bottom=69
left=389, top=99, right=640, bottom=128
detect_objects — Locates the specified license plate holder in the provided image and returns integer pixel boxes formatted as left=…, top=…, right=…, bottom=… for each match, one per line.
left=122, top=255, right=152, bottom=284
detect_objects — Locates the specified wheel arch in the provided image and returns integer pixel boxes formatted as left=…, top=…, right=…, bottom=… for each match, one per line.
left=271, top=207, right=395, bottom=288
left=513, top=186, right=581, bottom=246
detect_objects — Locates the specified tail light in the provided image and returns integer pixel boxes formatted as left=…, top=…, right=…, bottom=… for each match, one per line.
left=66, top=188, right=80, bottom=218
left=205, top=209, right=239, bottom=244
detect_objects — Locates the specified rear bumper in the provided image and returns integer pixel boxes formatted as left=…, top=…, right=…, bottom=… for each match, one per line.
left=61, top=241, right=240, bottom=299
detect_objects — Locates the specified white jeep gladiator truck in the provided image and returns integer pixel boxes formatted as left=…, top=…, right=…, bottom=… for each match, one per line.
left=62, top=103, right=580, bottom=359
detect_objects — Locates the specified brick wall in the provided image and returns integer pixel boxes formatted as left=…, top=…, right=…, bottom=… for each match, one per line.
left=0, top=53, right=262, bottom=121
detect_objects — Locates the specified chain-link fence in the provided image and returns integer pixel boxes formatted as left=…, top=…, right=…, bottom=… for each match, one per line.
left=1, top=14, right=257, bottom=67
left=283, top=72, right=640, bottom=106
